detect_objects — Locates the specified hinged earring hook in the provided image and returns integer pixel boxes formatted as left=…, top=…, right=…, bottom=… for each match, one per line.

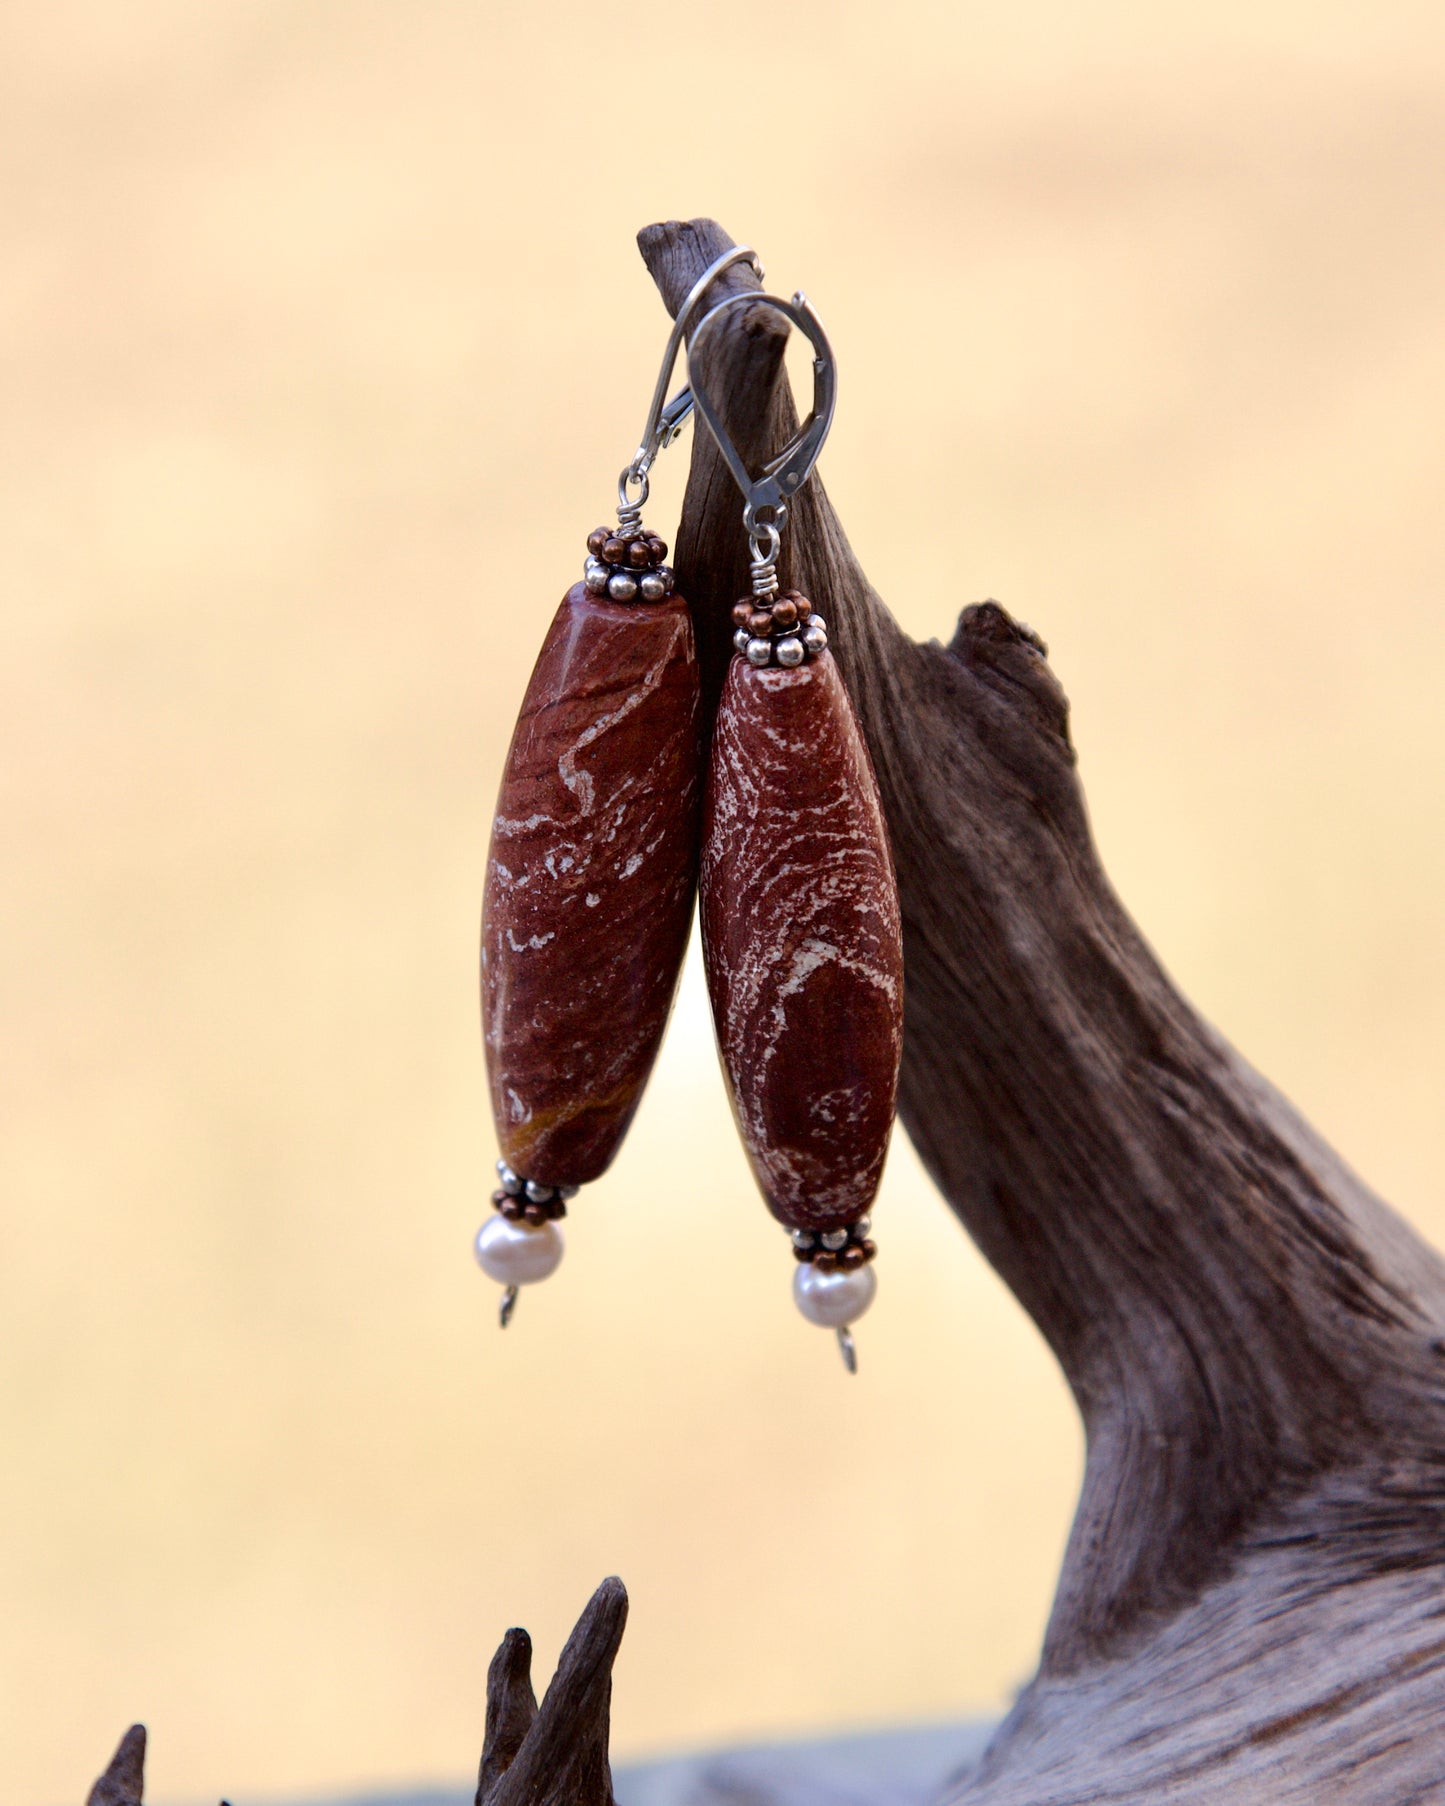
left=617, top=244, right=764, bottom=531
left=685, top=288, right=838, bottom=576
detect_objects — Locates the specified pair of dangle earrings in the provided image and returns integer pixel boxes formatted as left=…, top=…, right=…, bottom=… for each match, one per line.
left=477, top=248, right=904, bottom=1370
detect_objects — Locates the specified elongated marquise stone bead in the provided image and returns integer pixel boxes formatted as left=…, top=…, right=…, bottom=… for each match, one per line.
left=482, top=581, right=701, bottom=1184
left=701, top=649, right=904, bottom=1233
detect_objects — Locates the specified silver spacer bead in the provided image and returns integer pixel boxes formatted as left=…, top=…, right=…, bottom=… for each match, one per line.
left=656, top=566, right=675, bottom=593
left=639, top=572, right=666, bottom=602
left=733, top=626, right=752, bottom=655
left=820, top=1228, right=849, bottom=1252
left=496, top=1159, right=523, bottom=1197
left=775, top=635, right=805, bottom=667
left=853, top=1216, right=871, bottom=1238
left=558, top=1183, right=580, bottom=1201
left=745, top=636, right=773, bottom=667
left=803, top=620, right=828, bottom=652
left=607, top=571, right=639, bottom=603
left=524, top=1179, right=553, bottom=1204
left=792, top=1228, right=817, bottom=1251
left=585, top=568, right=610, bottom=595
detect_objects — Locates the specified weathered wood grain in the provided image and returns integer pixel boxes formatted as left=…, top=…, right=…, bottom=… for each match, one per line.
left=634, top=215, right=1445, bottom=1804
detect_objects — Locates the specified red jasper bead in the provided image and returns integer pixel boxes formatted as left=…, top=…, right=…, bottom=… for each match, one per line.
left=482, top=581, right=702, bottom=1184
left=700, top=649, right=903, bottom=1234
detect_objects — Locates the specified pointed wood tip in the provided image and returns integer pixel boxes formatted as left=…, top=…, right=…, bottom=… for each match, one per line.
left=491, top=1624, right=534, bottom=1686
left=541, top=1575, right=628, bottom=1714
left=86, top=1724, right=146, bottom=1806
left=478, top=1625, right=539, bottom=1802
left=590, top=1574, right=629, bottom=1620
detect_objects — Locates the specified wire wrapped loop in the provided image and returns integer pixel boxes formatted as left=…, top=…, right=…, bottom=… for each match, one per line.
left=616, top=466, right=649, bottom=537
left=746, top=508, right=783, bottom=600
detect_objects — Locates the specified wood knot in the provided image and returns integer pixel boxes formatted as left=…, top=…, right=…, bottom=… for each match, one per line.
left=952, top=600, right=1048, bottom=659
left=946, top=600, right=1072, bottom=752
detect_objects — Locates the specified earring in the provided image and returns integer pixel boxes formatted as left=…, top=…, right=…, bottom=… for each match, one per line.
left=477, top=246, right=762, bottom=1326
left=690, top=287, right=904, bottom=1372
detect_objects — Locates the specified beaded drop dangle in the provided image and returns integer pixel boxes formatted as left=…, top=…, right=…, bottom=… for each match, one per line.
left=690, top=287, right=905, bottom=1372
left=477, top=246, right=761, bottom=1326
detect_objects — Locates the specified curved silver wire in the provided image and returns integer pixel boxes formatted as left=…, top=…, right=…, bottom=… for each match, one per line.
left=685, top=288, right=837, bottom=580
left=616, top=244, right=764, bottom=526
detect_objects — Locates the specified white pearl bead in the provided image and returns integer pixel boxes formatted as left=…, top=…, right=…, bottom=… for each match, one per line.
left=793, top=1260, right=877, bottom=1329
left=474, top=1214, right=564, bottom=1286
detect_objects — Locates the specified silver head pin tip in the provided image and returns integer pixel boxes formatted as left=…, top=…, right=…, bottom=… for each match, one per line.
left=499, top=1285, right=519, bottom=1330
left=837, top=1326, right=858, bottom=1374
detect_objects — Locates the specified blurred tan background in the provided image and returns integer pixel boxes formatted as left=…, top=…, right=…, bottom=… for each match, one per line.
left=2, top=2, right=1443, bottom=1801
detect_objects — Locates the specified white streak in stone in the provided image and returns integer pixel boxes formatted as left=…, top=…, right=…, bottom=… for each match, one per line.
left=555, top=614, right=688, bottom=818
left=506, top=928, right=556, bottom=952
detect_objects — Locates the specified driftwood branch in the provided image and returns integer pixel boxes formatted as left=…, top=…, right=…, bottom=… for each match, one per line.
left=477, top=1577, right=627, bottom=1806
left=476, top=1625, right=539, bottom=1800
left=85, top=1727, right=146, bottom=1806
left=633, top=217, right=1445, bottom=1804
